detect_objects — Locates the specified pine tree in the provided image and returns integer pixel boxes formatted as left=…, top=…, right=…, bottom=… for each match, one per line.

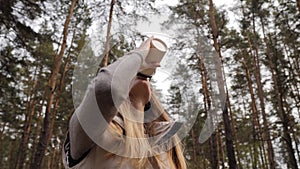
left=30, top=1, right=77, bottom=168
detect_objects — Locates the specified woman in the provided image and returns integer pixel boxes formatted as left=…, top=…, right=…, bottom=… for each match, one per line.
left=62, top=37, right=187, bottom=169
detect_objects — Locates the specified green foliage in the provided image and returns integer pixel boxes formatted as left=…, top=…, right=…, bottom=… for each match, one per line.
left=1, top=0, right=300, bottom=168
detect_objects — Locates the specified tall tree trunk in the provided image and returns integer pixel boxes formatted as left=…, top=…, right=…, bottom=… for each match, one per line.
left=29, top=92, right=46, bottom=169
left=266, top=34, right=298, bottom=169
left=44, top=30, right=75, bottom=169
left=48, top=28, right=75, bottom=145
left=0, top=122, right=7, bottom=167
left=9, top=139, right=17, bottom=169
left=241, top=97, right=251, bottom=169
left=279, top=95, right=298, bottom=169
left=209, top=0, right=237, bottom=168
left=226, top=91, right=243, bottom=169
left=17, top=100, right=38, bottom=169
left=285, top=56, right=300, bottom=118
left=249, top=141, right=256, bottom=169
left=196, top=25, right=219, bottom=169
left=0, top=122, right=6, bottom=148
left=50, top=133, right=59, bottom=169
left=283, top=96, right=300, bottom=165
left=222, top=103, right=238, bottom=169
left=99, top=0, right=115, bottom=70
left=30, top=1, right=77, bottom=168
left=249, top=4, right=270, bottom=166
left=241, top=57, right=259, bottom=169
left=217, top=126, right=225, bottom=168
left=243, top=32, right=268, bottom=168
left=199, top=50, right=218, bottom=169
left=259, top=16, right=277, bottom=169
left=209, top=134, right=218, bottom=169
left=16, top=66, right=42, bottom=169
left=292, top=131, right=300, bottom=166
left=191, top=128, right=197, bottom=163
left=297, top=0, right=300, bottom=14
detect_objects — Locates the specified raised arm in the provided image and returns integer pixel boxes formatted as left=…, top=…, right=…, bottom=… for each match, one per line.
left=68, top=37, right=155, bottom=160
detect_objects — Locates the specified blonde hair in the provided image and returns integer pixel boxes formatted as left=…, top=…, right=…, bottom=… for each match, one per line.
left=108, top=91, right=187, bottom=169
left=150, top=91, right=187, bottom=169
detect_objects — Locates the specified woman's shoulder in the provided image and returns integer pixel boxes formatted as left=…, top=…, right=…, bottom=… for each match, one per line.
left=62, top=132, right=94, bottom=169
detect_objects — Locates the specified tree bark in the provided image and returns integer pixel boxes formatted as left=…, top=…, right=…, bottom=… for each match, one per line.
left=226, top=91, right=243, bottom=169
left=297, top=0, right=300, bottom=14
left=259, top=16, right=277, bottom=169
left=283, top=96, right=300, bottom=166
left=30, top=0, right=77, bottom=169
left=241, top=56, right=259, bottom=169
left=265, top=34, right=298, bottom=169
left=16, top=66, right=41, bottom=169
left=250, top=4, right=269, bottom=168
left=199, top=47, right=218, bottom=169
left=191, top=128, right=197, bottom=163
left=0, top=122, right=6, bottom=149
left=209, top=0, right=237, bottom=168
left=0, top=122, right=7, bottom=167
left=9, top=139, right=18, bottom=169
left=217, top=126, right=225, bottom=168
left=209, top=134, right=218, bottom=169
left=29, top=92, right=46, bottom=169
left=48, top=28, right=75, bottom=145
left=99, top=0, right=115, bottom=70
left=196, top=23, right=219, bottom=169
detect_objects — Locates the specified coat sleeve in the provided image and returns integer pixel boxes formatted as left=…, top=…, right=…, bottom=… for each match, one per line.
left=68, top=52, right=143, bottom=160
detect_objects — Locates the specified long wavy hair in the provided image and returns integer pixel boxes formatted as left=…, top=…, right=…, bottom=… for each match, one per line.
left=107, top=91, right=187, bottom=169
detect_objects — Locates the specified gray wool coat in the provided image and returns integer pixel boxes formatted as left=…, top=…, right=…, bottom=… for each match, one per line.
left=62, top=52, right=182, bottom=169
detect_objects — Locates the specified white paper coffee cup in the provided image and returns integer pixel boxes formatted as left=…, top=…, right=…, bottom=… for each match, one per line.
left=146, top=38, right=167, bottom=62
left=141, top=38, right=168, bottom=76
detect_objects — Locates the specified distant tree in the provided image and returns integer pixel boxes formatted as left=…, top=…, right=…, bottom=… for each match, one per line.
left=29, top=1, right=78, bottom=169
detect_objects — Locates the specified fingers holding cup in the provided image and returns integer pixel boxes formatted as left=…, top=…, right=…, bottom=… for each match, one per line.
left=141, top=38, right=167, bottom=76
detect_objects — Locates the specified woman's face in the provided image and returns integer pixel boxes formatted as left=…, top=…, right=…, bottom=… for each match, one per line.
left=129, top=76, right=151, bottom=105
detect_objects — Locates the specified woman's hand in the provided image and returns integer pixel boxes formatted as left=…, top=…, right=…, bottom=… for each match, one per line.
left=133, top=37, right=161, bottom=72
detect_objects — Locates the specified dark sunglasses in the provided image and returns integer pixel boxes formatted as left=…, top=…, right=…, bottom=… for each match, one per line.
left=137, top=72, right=152, bottom=81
